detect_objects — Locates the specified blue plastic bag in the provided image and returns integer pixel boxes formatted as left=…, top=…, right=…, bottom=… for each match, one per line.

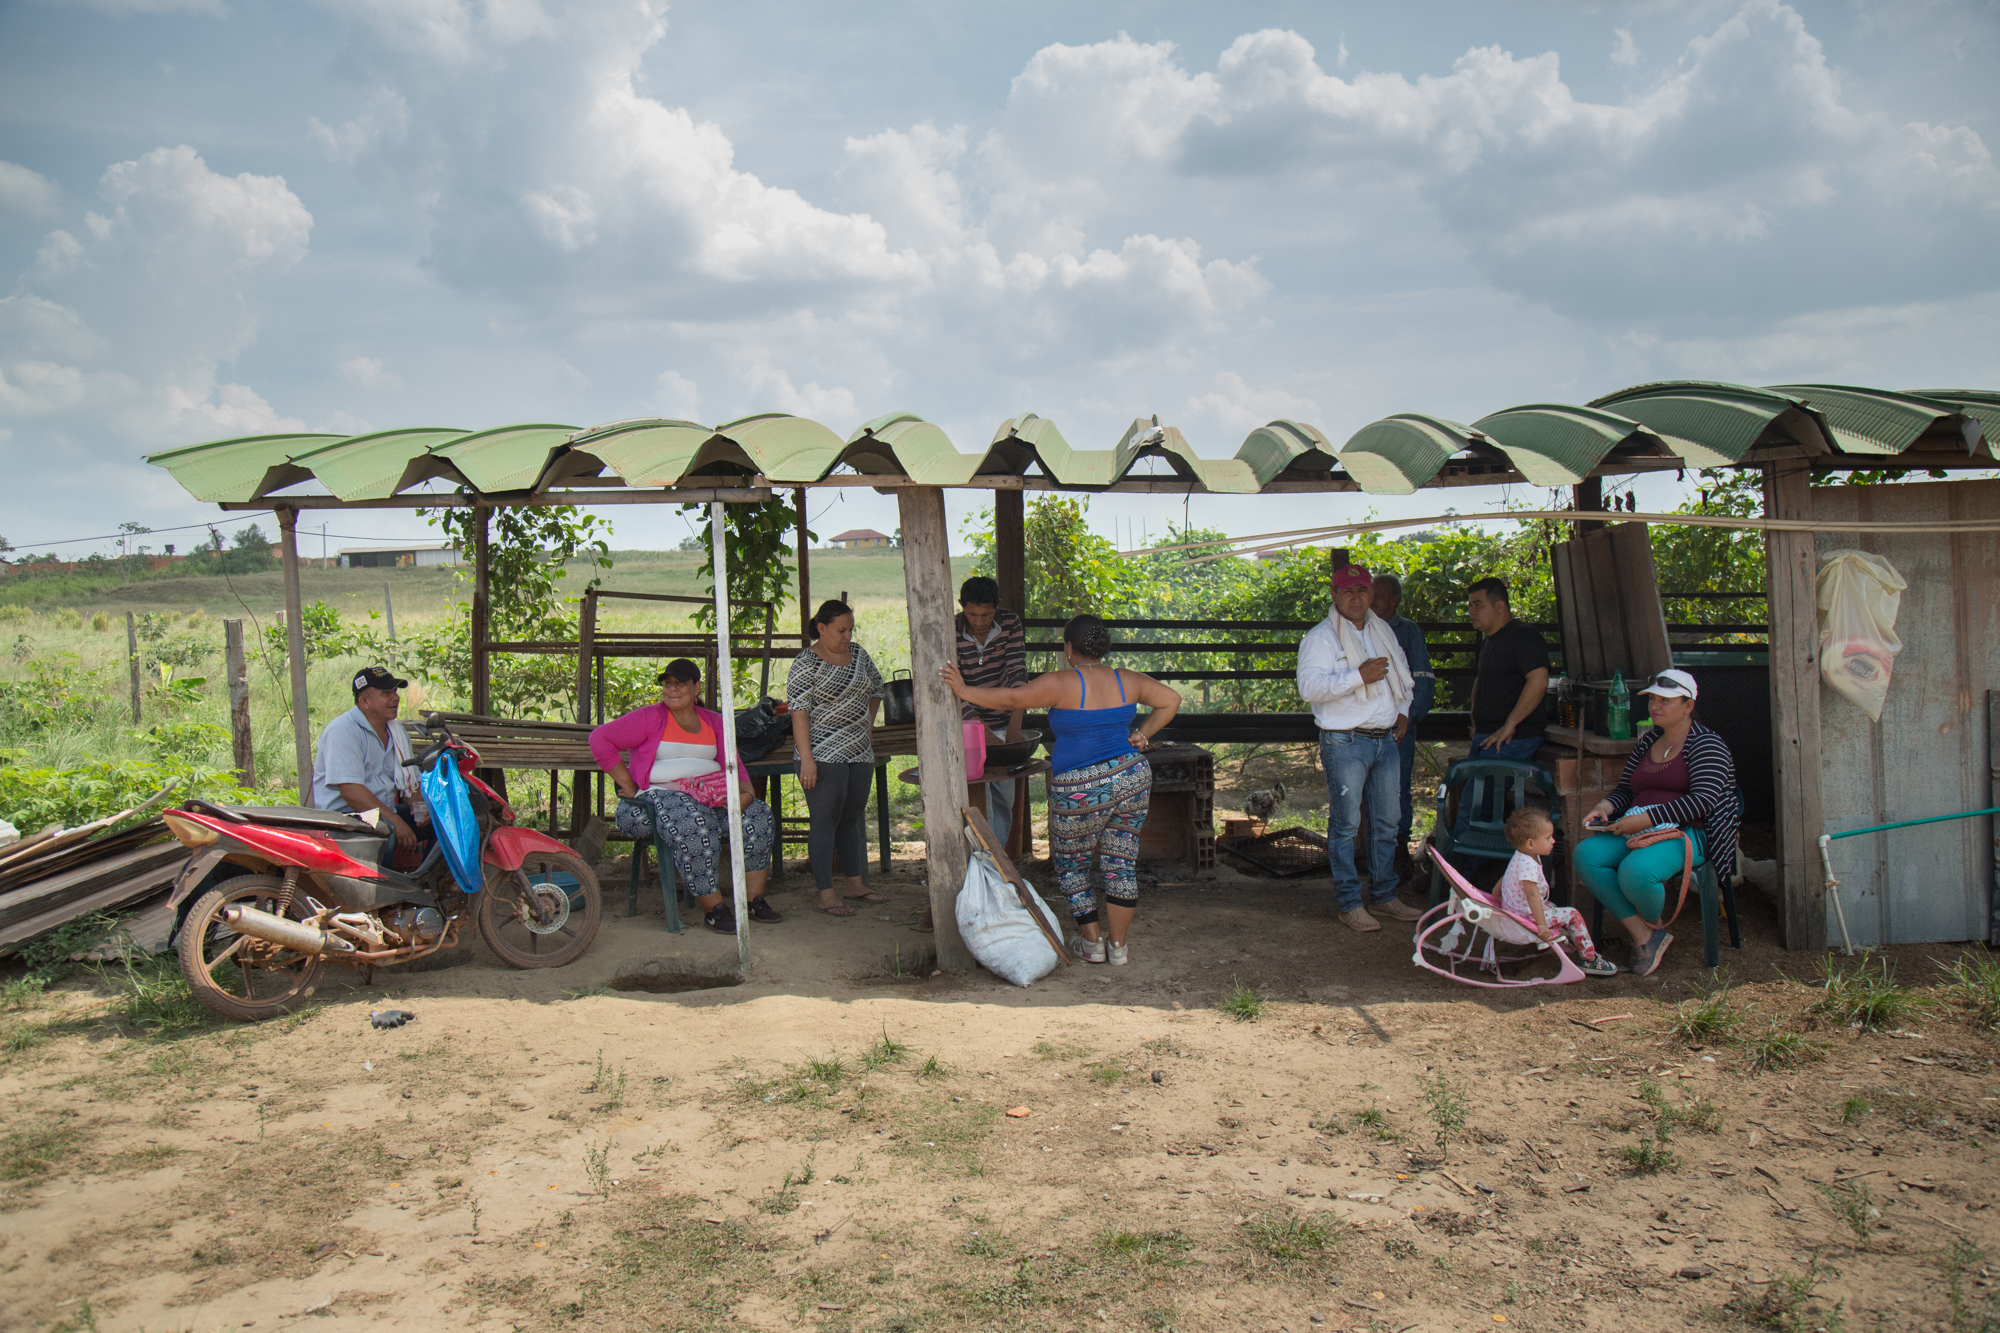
left=419, top=754, right=484, bottom=894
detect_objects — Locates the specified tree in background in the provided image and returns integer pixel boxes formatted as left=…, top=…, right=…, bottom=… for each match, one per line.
left=416, top=505, right=613, bottom=718
left=682, top=498, right=809, bottom=697
left=1650, top=468, right=1765, bottom=631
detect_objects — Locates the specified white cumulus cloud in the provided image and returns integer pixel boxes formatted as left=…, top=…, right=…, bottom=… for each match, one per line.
left=0, top=163, right=63, bottom=220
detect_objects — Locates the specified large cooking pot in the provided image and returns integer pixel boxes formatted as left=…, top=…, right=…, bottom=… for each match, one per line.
left=883, top=670, right=915, bottom=726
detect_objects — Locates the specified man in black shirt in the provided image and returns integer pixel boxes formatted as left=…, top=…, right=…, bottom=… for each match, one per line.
left=1466, top=577, right=1549, bottom=762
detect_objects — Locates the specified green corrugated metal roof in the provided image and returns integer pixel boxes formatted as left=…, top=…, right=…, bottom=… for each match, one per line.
left=287, top=428, right=470, bottom=500
left=146, top=432, right=342, bottom=503
left=1765, top=385, right=1956, bottom=456
left=146, top=380, right=1996, bottom=507
left=1470, top=404, right=1662, bottom=485
left=1587, top=382, right=1817, bottom=466
left=1337, top=415, right=1479, bottom=494
left=430, top=424, right=578, bottom=493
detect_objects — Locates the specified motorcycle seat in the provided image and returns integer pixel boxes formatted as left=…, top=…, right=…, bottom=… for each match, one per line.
left=183, top=800, right=387, bottom=836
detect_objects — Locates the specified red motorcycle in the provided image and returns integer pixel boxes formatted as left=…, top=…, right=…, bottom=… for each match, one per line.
left=164, top=725, right=601, bottom=1021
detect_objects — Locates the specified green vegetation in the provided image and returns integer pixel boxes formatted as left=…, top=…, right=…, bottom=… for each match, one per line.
left=1943, top=1238, right=1998, bottom=1333
left=1731, top=1254, right=1845, bottom=1332
left=1813, top=956, right=1931, bottom=1032
left=1242, top=1210, right=1345, bottom=1270
left=1619, top=1076, right=1684, bottom=1173
left=1420, top=1073, right=1469, bottom=1160
left=1666, top=988, right=1745, bottom=1046
left=1098, top=1229, right=1194, bottom=1267
left=1216, top=979, right=1265, bottom=1022
left=1838, top=1095, right=1871, bottom=1124
left=1747, top=1023, right=1827, bottom=1074
left=1812, top=1178, right=1877, bottom=1243
left=1940, top=951, right=2000, bottom=1031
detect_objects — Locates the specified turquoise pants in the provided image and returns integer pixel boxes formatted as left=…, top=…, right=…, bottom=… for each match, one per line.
left=1574, top=830, right=1706, bottom=924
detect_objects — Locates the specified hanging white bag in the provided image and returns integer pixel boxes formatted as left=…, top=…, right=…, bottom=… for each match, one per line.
left=954, top=849, right=1065, bottom=987
left=1815, top=550, right=1907, bottom=723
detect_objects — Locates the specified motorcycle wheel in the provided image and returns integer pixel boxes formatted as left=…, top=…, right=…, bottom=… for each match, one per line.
left=175, top=873, right=327, bottom=1022
left=475, top=849, right=602, bottom=969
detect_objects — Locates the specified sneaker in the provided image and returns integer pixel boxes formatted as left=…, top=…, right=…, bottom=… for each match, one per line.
left=1339, top=907, right=1381, bottom=933
left=1107, top=941, right=1129, bottom=966
left=1580, top=956, right=1619, bottom=977
left=702, top=906, right=737, bottom=935
left=1632, top=930, right=1674, bottom=977
left=746, top=897, right=783, bottom=924
left=1072, top=935, right=1107, bottom=964
left=1369, top=896, right=1423, bottom=922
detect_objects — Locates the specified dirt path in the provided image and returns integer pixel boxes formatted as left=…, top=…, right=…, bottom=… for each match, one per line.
left=3, top=861, right=1995, bottom=1333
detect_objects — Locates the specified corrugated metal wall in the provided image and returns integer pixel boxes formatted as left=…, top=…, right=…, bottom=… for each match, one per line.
left=1812, top=478, right=2000, bottom=946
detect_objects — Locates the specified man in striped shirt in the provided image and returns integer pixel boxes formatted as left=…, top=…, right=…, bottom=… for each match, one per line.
left=956, top=576, right=1027, bottom=836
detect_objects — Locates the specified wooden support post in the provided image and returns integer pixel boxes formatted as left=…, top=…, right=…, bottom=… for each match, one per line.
left=383, top=581, right=396, bottom=639
left=570, top=589, right=598, bottom=843
left=995, top=487, right=1025, bottom=616
left=1574, top=476, right=1605, bottom=533
left=126, top=610, right=141, bottom=724
left=795, top=488, right=813, bottom=645
left=224, top=618, right=254, bottom=788
left=276, top=507, right=314, bottom=807
left=1763, top=461, right=1824, bottom=951
left=711, top=500, right=751, bottom=969
left=897, top=486, right=971, bottom=971
left=470, top=508, right=492, bottom=717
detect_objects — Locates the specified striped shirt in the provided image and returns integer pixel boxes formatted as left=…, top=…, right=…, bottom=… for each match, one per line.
left=786, top=643, right=885, bottom=764
left=955, top=608, right=1027, bottom=729
left=1602, top=720, right=1741, bottom=884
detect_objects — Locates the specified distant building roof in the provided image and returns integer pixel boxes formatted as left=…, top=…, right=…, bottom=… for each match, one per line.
left=828, top=528, right=892, bottom=543
left=338, top=543, right=458, bottom=554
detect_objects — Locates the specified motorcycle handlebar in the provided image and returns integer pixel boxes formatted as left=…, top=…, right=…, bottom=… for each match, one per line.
left=403, top=734, right=450, bottom=770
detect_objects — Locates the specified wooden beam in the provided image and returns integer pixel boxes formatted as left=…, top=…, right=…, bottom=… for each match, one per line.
left=470, top=508, right=492, bottom=717
left=224, top=618, right=254, bottom=788
left=795, top=488, right=813, bottom=646
left=995, top=487, right=1025, bottom=615
left=1763, top=460, right=1824, bottom=951
left=571, top=588, right=597, bottom=842
left=1573, top=477, right=1605, bottom=534
left=897, top=486, right=972, bottom=971
left=276, top=507, right=314, bottom=807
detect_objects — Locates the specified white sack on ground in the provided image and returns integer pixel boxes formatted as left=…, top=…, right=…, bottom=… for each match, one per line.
left=955, top=850, right=1064, bottom=987
left=1815, top=550, right=1907, bottom=723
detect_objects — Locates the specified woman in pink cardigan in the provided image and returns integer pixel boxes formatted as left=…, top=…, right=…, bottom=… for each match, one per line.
left=589, top=659, right=780, bottom=934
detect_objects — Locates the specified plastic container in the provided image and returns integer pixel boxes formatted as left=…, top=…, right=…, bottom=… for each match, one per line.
left=1606, top=670, right=1632, bottom=741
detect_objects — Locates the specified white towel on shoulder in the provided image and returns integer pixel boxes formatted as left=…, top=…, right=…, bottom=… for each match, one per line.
left=1333, top=610, right=1414, bottom=715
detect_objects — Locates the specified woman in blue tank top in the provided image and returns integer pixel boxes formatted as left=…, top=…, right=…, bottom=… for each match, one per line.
left=943, top=614, right=1181, bottom=966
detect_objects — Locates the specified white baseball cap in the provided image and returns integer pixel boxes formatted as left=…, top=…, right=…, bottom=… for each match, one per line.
left=1637, top=668, right=1697, bottom=701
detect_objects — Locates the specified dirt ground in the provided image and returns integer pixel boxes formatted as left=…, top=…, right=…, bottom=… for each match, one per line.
left=3, top=848, right=1997, bottom=1333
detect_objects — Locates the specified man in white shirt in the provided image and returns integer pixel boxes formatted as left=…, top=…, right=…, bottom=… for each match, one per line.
left=1296, top=565, right=1420, bottom=932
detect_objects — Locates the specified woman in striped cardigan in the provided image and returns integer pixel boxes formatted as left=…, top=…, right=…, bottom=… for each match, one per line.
left=1575, top=669, right=1740, bottom=977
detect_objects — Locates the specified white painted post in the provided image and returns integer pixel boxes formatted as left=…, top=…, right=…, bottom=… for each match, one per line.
left=710, top=501, right=751, bottom=969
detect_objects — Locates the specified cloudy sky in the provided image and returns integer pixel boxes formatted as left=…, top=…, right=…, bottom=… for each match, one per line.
left=1, top=0, right=1995, bottom=558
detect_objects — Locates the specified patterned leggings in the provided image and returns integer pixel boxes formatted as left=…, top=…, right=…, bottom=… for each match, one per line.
left=615, top=788, right=774, bottom=901
left=1537, top=905, right=1602, bottom=963
left=1047, top=755, right=1152, bottom=924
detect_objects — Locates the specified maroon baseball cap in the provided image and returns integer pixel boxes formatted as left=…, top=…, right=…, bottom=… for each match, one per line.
left=1331, top=564, right=1373, bottom=592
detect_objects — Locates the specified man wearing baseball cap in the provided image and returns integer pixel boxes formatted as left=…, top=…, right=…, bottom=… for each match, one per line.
left=1296, top=563, right=1420, bottom=932
left=309, top=665, right=429, bottom=853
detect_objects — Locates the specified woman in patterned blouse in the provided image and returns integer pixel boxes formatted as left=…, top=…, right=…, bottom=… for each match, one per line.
left=787, top=600, right=888, bottom=916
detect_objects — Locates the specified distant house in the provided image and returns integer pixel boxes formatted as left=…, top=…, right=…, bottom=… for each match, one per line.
left=828, top=528, right=894, bottom=550
left=339, top=543, right=462, bottom=569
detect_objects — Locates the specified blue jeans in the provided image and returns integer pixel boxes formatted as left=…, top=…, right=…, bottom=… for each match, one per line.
left=1456, top=733, right=1545, bottom=833
left=1320, top=730, right=1402, bottom=912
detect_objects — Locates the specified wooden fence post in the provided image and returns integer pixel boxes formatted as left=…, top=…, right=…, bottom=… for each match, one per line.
left=1763, top=461, right=1824, bottom=951
left=225, top=618, right=254, bottom=788
left=470, top=508, right=492, bottom=717
left=277, top=507, right=314, bottom=807
left=898, top=486, right=971, bottom=971
left=126, top=610, right=141, bottom=725
left=383, top=581, right=396, bottom=639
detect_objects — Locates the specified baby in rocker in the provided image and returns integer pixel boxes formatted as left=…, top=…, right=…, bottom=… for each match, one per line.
left=1499, top=808, right=1617, bottom=977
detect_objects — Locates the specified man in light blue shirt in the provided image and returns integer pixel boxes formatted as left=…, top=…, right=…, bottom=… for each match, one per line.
left=310, top=666, right=427, bottom=853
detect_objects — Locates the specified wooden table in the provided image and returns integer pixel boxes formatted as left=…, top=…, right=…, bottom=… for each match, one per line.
left=897, top=759, right=1052, bottom=788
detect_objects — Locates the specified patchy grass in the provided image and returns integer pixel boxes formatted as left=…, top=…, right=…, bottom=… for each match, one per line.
left=1665, top=989, right=1744, bottom=1046
left=1086, top=1062, right=1128, bottom=1086
left=1731, top=1253, right=1844, bottom=1332
left=1812, top=1178, right=1877, bottom=1244
left=1939, top=951, right=2000, bottom=1031
left=1747, top=1023, right=1826, bottom=1074
left=1030, top=1039, right=1087, bottom=1061
left=1098, top=1229, right=1194, bottom=1267
left=1216, top=979, right=1265, bottom=1022
left=1420, top=1073, right=1468, bottom=1160
left=1242, top=1209, right=1345, bottom=1270
left=1838, top=1095, right=1871, bottom=1125
left=884, top=1094, right=999, bottom=1175
left=1, top=1113, right=85, bottom=1181
left=1812, top=955, right=1931, bottom=1032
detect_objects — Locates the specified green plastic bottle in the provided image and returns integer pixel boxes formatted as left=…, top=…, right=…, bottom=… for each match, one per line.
left=1606, top=670, right=1632, bottom=740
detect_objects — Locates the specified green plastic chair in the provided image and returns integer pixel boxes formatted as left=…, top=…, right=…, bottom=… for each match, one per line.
left=626, top=834, right=697, bottom=933
left=1425, top=758, right=1563, bottom=908
left=1582, top=826, right=1743, bottom=969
